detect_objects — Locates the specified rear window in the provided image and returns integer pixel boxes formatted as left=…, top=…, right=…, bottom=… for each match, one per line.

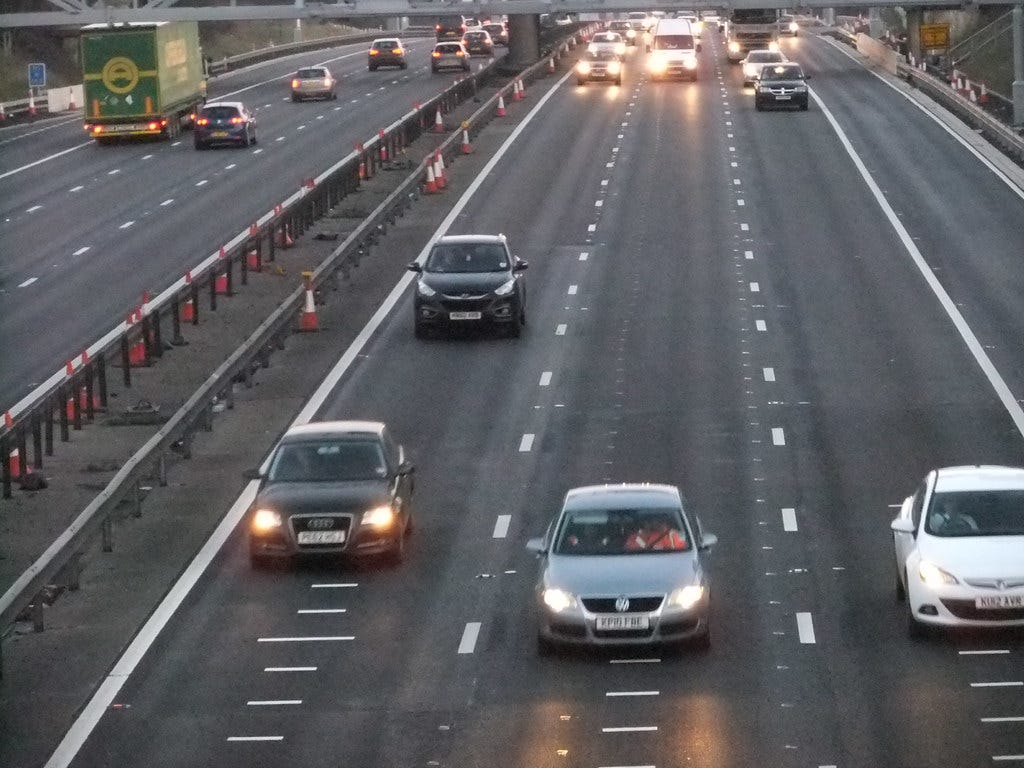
left=373, top=40, right=399, bottom=49
left=296, top=68, right=325, bottom=79
left=200, top=106, right=240, bottom=119
left=483, top=24, right=503, bottom=33
left=436, top=44, right=462, bottom=53
left=654, top=34, right=694, bottom=50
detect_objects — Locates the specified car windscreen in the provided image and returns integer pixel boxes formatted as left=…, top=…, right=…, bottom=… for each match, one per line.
left=748, top=52, right=782, bottom=63
left=609, top=22, right=631, bottom=30
left=760, top=66, right=803, bottom=80
left=200, top=106, right=240, bottom=120
left=268, top=440, right=387, bottom=482
left=654, top=34, right=694, bottom=50
left=554, top=508, right=690, bottom=555
left=926, top=490, right=1024, bottom=537
left=296, top=69, right=326, bottom=79
left=426, top=243, right=508, bottom=273
left=593, top=33, right=621, bottom=42
left=464, top=32, right=487, bottom=41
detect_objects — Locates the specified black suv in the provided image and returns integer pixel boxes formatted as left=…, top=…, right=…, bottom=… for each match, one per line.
left=754, top=63, right=809, bottom=111
left=409, top=234, right=527, bottom=338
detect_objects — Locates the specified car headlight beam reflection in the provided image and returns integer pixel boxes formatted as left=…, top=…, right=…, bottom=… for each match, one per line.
left=253, top=509, right=282, bottom=531
left=918, top=561, right=958, bottom=587
left=669, top=585, right=704, bottom=610
left=542, top=588, right=577, bottom=612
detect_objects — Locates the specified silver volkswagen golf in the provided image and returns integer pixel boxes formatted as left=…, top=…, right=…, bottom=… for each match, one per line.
left=527, top=484, right=716, bottom=654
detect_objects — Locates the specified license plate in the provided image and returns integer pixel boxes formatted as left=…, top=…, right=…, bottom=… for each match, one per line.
left=297, top=530, right=346, bottom=545
left=449, top=311, right=482, bottom=320
left=596, top=614, right=649, bottom=630
left=775, top=95, right=792, bottom=100
left=212, top=131, right=229, bottom=138
left=975, top=595, right=1024, bottom=609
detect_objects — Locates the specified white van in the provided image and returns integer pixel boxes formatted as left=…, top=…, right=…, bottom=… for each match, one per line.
left=646, top=18, right=700, bottom=81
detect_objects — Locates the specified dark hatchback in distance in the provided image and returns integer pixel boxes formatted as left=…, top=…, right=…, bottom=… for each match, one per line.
left=754, top=63, right=810, bottom=111
left=193, top=101, right=256, bottom=149
left=247, top=421, right=415, bottom=567
left=409, top=234, right=527, bottom=338
left=462, top=30, right=494, bottom=56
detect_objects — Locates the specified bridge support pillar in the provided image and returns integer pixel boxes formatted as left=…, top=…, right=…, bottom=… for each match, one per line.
left=868, top=7, right=884, bottom=38
left=507, top=14, right=541, bottom=69
left=906, top=7, right=923, bottom=64
left=823, top=8, right=835, bottom=27
left=1014, top=3, right=1024, bottom=125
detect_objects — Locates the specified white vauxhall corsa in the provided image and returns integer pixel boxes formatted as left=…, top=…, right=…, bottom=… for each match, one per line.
left=891, top=466, right=1024, bottom=637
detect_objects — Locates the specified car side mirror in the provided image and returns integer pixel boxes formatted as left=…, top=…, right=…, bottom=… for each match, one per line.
left=804, top=74, right=812, bottom=80
left=407, top=262, right=422, bottom=273
left=242, top=467, right=263, bottom=480
left=398, top=460, right=415, bottom=475
left=696, top=43, right=702, bottom=53
left=890, top=518, right=916, bottom=535
left=699, top=532, right=717, bottom=551
left=514, top=260, right=528, bottom=271
left=526, top=537, right=547, bottom=555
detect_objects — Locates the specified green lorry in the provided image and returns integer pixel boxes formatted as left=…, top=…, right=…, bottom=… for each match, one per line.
left=82, top=21, right=206, bottom=142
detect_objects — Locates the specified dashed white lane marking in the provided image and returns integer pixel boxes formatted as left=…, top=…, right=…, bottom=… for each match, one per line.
left=297, top=125, right=306, bottom=130
left=606, top=162, right=614, bottom=168
left=257, top=636, right=354, bottom=642
left=160, top=199, right=174, bottom=206
left=744, top=250, right=753, bottom=259
left=796, top=612, right=816, bottom=643
left=247, top=700, right=302, bottom=706
left=119, top=221, right=134, bottom=229
left=26, top=205, right=42, bottom=213
left=781, top=508, right=798, bottom=531
left=519, top=433, right=535, bottom=452
left=108, top=169, right=120, bottom=175
left=225, top=163, right=236, bottom=170
left=960, top=649, right=1010, bottom=655
left=18, top=277, right=38, bottom=288
left=763, top=367, right=775, bottom=382
left=458, top=622, right=481, bottom=654
left=556, top=324, right=567, bottom=336
left=568, top=285, right=578, bottom=295
left=227, top=736, right=283, bottom=742
left=772, top=427, right=786, bottom=446
left=602, top=726, right=658, bottom=733
left=738, top=199, right=745, bottom=206
left=610, top=658, right=660, bottom=664
left=69, top=185, right=83, bottom=192
left=264, top=667, right=317, bottom=672
left=992, top=757, right=1024, bottom=762
left=733, top=178, right=741, bottom=185
left=311, top=583, right=357, bottom=588
left=595, top=200, right=604, bottom=207
left=72, top=246, right=90, bottom=256
left=749, top=282, right=760, bottom=292
left=171, top=141, right=181, bottom=147
left=601, top=179, right=609, bottom=186
left=493, top=514, right=512, bottom=538
left=275, top=136, right=285, bottom=142
left=579, top=252, right=589, bottom=261
left=141, top=154, right=153, bottom=160
left=983, top=717, right=1024, bottom=723
left=539, top=371, right=552, bottom=386
left=195, top=179, right=208, bottom=187
left=740, top=223, right=749, bottom=231
left=588, top=224, right=597, bottom=232
left=971, top=681, right=1023, bottom=688
left=729, top=146, right=736, bottom=151
left=756, top=320, right=767, bottom=332
left=606, top=691, right=659, bottom=697
left=253, top=148, right=263, bottom=155
left=297, top=608, right=346, bottom=614
left=731, top=161, right=739, bottom=168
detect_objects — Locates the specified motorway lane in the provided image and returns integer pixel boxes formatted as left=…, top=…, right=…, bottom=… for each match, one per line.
left=0, top=37, right=470, bottom=408
left=48, top=30, right=1024, bottom=768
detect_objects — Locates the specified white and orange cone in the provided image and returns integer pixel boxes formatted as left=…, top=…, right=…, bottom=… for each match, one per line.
left=513, top=79, right=522, bottom=101
left=461, top=126, right=472, bottom=154
left=27, top=91, right=36, bottom=116
left=0, top=102, right=6, bottom=121
left=518, top=78, right=526, bottom=98
left=433, top=152, right=446, bottom=190
left=298, top=272, right=319, bottom=332
left=432, top=107, right=444, bottom=133
left=182, top=272, right=196, bottom=323
left=980, top=83, right=989, bottom=104
left=496, top=93, right=506, bottom=117
left=424, top=162, right=439, bottom=194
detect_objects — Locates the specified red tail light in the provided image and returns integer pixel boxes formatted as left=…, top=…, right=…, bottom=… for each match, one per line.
left=391, top=48, right=402, bottom=55
left=196, top=118, right=209, bottom=126
left=456, top=50, right=465, bottom=56
left=369, top=49, right=379, bottom=55
left=291, top=78, right=300, bottom=88
left=230, top=116, right=244, bottom=124
left=435, top=24, right=441, bottom=31
left=147, top=121, right=160, bottom=130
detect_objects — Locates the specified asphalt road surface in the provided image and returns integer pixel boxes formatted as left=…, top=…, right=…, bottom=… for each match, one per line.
left=20, top=30, right=1024, bottom=768
left=0, top=34, right=450, bottom=410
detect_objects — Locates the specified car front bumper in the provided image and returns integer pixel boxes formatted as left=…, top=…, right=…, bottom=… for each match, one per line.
left=538, top=600, right=709, bottom=646
left=415, top=295, right=519, bottom=327
left=908, top=579, right=1024, bottom=628
left=250, top=514, right=400, bottom=560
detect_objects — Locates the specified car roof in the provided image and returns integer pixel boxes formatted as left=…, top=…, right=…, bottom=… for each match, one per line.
left=281, top=420, right=386, bottom=442
left=563, top=484, right=682, bottom=510
left=202, top=101, right=245, bottom=110
left=372, top=38, right=400, bottom=44
left=434, top=234, right=507, bottom=245
left=933, top=466, right=1024, bottom=493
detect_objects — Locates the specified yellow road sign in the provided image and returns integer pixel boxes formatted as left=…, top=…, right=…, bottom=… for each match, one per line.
left=920, top=23, right=950, bottom=49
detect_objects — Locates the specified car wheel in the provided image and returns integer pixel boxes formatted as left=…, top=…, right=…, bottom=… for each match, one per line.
left=800, top=100, right=809, bottom=111
left=577, top=79, right=586, bottom=86
left=385, top=529, right=405, bottom=566
left=537, top=634, right=556, bottom=657
left=431, top=67, right=439, bottom=74
left=291, top=94, right=299, bottom=102
left=250, top=551, right=271, bottom=569
left=369, top=65, right=376, bottom=72
left=895, top=567, right=906, bottom=602
left=331, top=92, right=338, bottom=100
left=692, top=622, right=711, bottom=651
left=251, top=130, right=257, bottom=145
left=507, top=317, right=521, bottom=338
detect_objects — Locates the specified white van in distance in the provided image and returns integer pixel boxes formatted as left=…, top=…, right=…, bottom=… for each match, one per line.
left=646, top=18, right=700, bottom=81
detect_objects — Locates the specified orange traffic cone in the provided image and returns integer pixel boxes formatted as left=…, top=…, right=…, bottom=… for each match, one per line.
left=182, top=272, right=195, bottom=322
left=379, top=129, right=387, bottom=162
left=298, top=272, right=319, bottom=332
left=980, top=83, right=989, bottom=104
left=432, top=107, right=444, bottom=133
left=0, top=102, right=6, bottom=121
left=424, top=163, right=439, bottom=194
left=276, top=226, right=293, bottom=248
left=27, top=90, right=36, bottom=116
left=126, top=312, right=147, bottom=367
left=247, top=248, right=261, bottom=271
left=496, top=94, right=506, bottom=117
left=518, top=78, right=526, bottom=98
left=548, top=57, right=556, bottom=74
left=8, top=448, right=20, bottom=478
left=4, top=411, right=11, bottom=429
left=215, top=247, right=229, bottom=294
left=65, top=360, right=74, bottom=376
left=969, top=88, right=977, bottom=103
left=513, top=79, right=522, bottom=101
left=461, top=126, right=472, bottom=154
left=434, top=152, right=447, bottom=190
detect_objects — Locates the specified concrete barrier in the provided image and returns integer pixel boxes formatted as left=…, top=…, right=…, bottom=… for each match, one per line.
left=856, top=33, right=905, bottom=76
left=46, top=84, right=84, bottom=112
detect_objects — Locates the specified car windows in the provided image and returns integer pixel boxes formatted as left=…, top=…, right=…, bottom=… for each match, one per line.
left=911, top=481, right=927, bottom=529
left=201, top=106, right=241, bottom=120
left=761, top=65, right=803, bottom=80
left=436, top=44, right=462, bottom=54
left=554, top=508, right=689, bottom=555
left=926, top=490, right=1024, bottom=537
left=426, top=243, right=508, bottom=273
left=654, top=34, right=694, bottom=50
left=375, top=40, right=399, bottom=49
left=296, top=68, right=326, bottom=79
left=269, top=440, right=387, bottom=482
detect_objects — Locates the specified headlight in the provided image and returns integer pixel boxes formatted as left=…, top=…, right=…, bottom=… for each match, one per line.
left=626, top=29, right=636, bottom=38
left=494, top=278, right=516, bottom=296
left=648, top=57, right=668, bottom=74
left=542, top=588, right=577, bottom=612
left=576, top=61, right=592, bottom=74
left=252, top=509, right=282, bottom=531
left=768, top=41, right=780, bottom=52
left=757, top=85, right=770, bottom=92
left=919, top=561, right=958, bottom=587
left=361, top=505, right=395, bottom=528
left=669, top=585, right=704, bottom=610
left=417, top=280, right=436, bottom=297
left=728, top=41, right=741, bottom=53
left=587, top=44, right=597, bottom=54
left=743, top=65, right=756, bottom=77
left=607, top=60, right=621, bottom=74
left=789, top=21, right=799, bottom=32
left=684, top=57, right=697, bottom=70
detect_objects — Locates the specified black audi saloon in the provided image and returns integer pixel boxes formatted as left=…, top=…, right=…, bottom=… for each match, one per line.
left=246, top=421, right=415, bottom=567
left=409, top=234, right=528, bottom=338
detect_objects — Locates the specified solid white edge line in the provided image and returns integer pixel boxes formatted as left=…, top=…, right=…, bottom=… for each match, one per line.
left=755, top=320, right=767, bottom=331
left=781, top=507, right=798, bottom=532
left=970, top=681, right=1024, bottom=687
left=227, top=736, right=284, bottom=742
left=247, top=699, right=302, bottom=706
left=606, top=691, right=660, bottom=697
left=44, top=63, right=573, bottom=768
left=810, top=87, right=1024, bottom=441
left=310, top=582, right=357, bottom=588
left=493, top=514, right=512, bottom=538
left=601, top=726, right=658, bottom=733
left=609, top=658, right=661, bottom=664
left=264, top=667, right=317, bottom=672
left=796, top=612, right=816, bottom=643
left=982, top=717, right=1024, bottom=723
left=256, top=636, right=354, bottom=642
left=519, top=433, right=535, bottom=452
left=0, top=140, right=92, bottom=181
left=18, top=278, right=38, bottom=288
left=296, top=608, right=346, bottom=614
left=960, top=649, right=1010, bottom=655
left=458, top=622, right=482, bottom=654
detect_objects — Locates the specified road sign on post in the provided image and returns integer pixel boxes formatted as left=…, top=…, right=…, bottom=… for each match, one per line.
left=920, top=23, right=950, bottom=50
left=28, top=62, right=46, bottom=88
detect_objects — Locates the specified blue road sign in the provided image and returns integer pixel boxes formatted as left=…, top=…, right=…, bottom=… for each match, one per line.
left=28, top=63, right=46, bottom=88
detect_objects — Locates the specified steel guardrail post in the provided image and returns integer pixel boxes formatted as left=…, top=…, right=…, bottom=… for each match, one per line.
left=120, top=337, right=132, bottom=387
left=141, top=314, right=153, bottom=367
left=225, top=255, right=234, bottom=297
left=85, top=366, right=95, bottom=421
left=31, top=413, right=42, bottom=471
left=44, top=399, right=54, bottom=457
left=101, top=514, right=113, bottom=552
left=151, top=309, right=163, bottom=359
left=17, top=426, right=27, bottom=476
left=171, top=302, right=184, bottom=346
left=209, top=272, right=218, bottom=312
left=58, top=385, right=70, bottom=441
left=1, top=434, right=10, bottom=499
left=241, top=244, right=249, bottom=287
left=98, top=353, right=108, bottom=409
left=71, top=381, right=81, bottom=431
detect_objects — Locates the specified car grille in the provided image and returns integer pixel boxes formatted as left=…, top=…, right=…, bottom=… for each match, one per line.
left=940, top=599, right=1024, bottom=621
left=440, top=297, right=490, bottom=312
left=290, top=514, right=352, bottom=549
left=764, top=86, right=798, bottom=95
left=964, top=577, right=1024, bottom=589
left=582, top=596, right=664, bottom=613
left=595, top=627, right=656, bottom=639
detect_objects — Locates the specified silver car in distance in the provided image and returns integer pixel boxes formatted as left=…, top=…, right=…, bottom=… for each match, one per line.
left=527, top=484, right=716, bottom=654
